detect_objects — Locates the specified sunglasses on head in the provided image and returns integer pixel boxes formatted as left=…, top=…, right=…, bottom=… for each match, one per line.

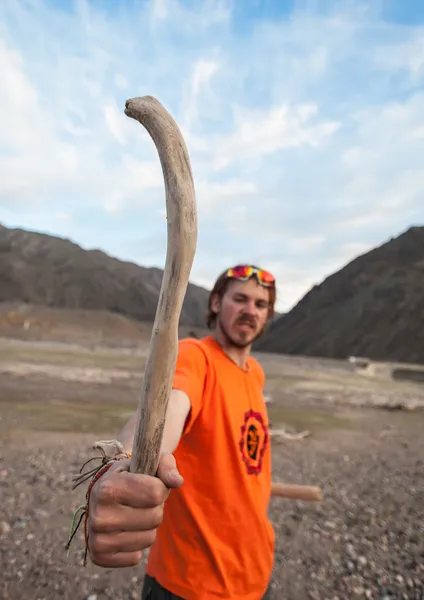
left=226, top=265, right=275, bottom=287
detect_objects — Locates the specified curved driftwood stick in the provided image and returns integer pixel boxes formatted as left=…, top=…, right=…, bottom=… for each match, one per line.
left=271, top=482, right=323, bottom=501
left=124, top=96, right=197, bottom=475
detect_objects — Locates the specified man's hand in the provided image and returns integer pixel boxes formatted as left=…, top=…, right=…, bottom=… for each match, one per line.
left=87, top=453, right=184, bottom=568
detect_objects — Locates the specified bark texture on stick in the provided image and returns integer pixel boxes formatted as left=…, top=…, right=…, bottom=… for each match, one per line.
left=124, top=96, right=197, bottom=476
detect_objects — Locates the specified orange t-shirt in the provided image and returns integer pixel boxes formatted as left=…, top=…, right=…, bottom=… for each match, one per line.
left=146, top=336, right=275, bottom=600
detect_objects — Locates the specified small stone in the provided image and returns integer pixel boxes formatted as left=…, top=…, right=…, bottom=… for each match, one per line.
left=345, top=543, right=356, bottom=558
left=0, top=521, right=11, bottom=534
left=87, top=595, right=97, bottom=600
left=396, top=574, right=404, bottom=584
left=352, top=587, right=364, bottom=596
left=26, top=533, right=34, bottom=540
left=346, top=560, right=355, bottom=572
left=357, top=556, right=367, bottom=567
left=364, top=591, right=372, bottom=599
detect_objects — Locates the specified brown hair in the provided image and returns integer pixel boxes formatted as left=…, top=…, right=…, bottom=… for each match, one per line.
left=206, top=265, right=276, bottom=329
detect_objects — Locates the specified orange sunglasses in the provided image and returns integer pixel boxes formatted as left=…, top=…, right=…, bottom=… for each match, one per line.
left=226, top=265, right=275, bottom=287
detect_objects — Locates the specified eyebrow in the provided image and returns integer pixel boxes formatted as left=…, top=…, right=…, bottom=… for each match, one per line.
left=233, top=292, right=268, bottom=304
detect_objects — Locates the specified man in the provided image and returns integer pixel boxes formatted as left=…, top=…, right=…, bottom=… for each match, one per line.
left=87, top=264, right=277, bottom=599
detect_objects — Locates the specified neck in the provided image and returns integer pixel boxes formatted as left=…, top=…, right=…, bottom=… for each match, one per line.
left=213, top=328, right=251, bottom=369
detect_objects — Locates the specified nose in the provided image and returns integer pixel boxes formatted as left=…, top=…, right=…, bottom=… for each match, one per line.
left=244, top=299, right=258, bottom=316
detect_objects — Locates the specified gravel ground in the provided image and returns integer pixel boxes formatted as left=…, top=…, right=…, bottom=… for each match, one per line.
left=269, top=418, right=424, bottom=599
left=1, top=411, right=423, bottom=600
left=1, top=339, right=424, bottom=599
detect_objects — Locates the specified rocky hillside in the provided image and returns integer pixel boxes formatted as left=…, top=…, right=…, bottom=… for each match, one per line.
left=0, top=224, right=209, bottom=328
left=256, top=226, right=424, bottom=364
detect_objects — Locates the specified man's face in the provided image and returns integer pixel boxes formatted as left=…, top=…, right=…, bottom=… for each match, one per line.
left=211, top=278, right=271, bottom=349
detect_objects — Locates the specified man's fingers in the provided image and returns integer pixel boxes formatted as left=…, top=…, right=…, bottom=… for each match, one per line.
left=94, top=471, right=168, bottom=509
left=89, top=549, right=144, bottom=569
left=157, top=453, right=184, bottom=489
left=89, top=503, right=164, bottom=534
left=89, top=529, right=157, bottom=556
left=83, top=453, right=183, bottom=571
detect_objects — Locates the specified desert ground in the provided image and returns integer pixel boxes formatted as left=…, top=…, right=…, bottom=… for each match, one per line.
left=1, top=330, right=424, bottom=600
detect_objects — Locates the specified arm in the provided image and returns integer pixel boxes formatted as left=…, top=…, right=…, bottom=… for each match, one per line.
left=87, top=343, right=203, bottom=568
left=87, top=388, right=190, bottom=568
left=118, top=388, right=191, bottom=456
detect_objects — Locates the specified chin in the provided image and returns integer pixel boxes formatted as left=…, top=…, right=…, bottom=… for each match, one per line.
left=233, top=329, right=257, bottom=346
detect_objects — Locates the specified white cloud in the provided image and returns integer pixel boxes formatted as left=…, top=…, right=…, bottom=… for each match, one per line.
left=197, top=178, right=256, bottom=203
left=55, top=212, right=72, bottom=222
left=373, top=32, right=424, bottom=80
left=192, top=59, right=219, bottom=95
left=213, top=103, right=340, bottom=169
left=104, top=102, right=130, bottom=145
left=152, top=0, right=169, bottom=20
left=183, top=57, right=220, bottom=129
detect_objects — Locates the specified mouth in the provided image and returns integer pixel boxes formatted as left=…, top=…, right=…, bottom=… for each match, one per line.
left=236, top=321, right=256, bottom=332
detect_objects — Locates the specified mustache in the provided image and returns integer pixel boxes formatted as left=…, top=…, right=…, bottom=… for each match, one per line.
left=236, top=316, right=257, bottom=327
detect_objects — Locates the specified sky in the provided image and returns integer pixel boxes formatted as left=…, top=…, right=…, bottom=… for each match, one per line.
left=1, top=0, right=424, bottom=313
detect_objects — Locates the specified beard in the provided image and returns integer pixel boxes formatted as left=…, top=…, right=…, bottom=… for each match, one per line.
left=217, top=315, right=266, bottom=349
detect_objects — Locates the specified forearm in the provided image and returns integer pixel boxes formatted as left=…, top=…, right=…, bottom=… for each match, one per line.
left=117, top=389, right=191, bottom=456
left=117, top=412, right=138, bottom=454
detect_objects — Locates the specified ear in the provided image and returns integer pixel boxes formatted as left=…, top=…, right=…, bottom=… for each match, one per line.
left=210, top=293, right=221, bottom=316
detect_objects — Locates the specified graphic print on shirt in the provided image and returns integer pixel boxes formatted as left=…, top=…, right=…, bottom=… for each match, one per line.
left=239, top=409, right=269, bottom=475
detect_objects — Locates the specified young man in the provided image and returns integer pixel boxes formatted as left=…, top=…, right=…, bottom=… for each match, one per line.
left=87, top=265, right=277, bottom=599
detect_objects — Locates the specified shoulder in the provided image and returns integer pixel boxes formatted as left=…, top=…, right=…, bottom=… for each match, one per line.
left=177, top=337, right=212, bottom=366
left=248, top=355, right=266, bottom=387
left=178, top=336, right=210, bottom=354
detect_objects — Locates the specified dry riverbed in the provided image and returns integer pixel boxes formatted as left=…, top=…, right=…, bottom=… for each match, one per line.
left=1, top=339, right=423, bottom=599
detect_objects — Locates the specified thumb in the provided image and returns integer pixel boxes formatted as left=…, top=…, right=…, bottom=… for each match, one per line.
left=157, top=453, right=184, bottom=489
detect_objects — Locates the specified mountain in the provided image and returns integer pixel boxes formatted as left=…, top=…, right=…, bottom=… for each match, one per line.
left=0, top=224, right=209, bottom=328
left=255, top=226, right=424, bottom=364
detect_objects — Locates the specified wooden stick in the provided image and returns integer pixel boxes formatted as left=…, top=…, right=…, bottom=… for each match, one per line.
left=124, top=96, right=197, bottom=476
left=271, top=482, right=323, bottom=501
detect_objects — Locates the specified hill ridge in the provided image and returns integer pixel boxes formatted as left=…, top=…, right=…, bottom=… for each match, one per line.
left=256, top=226, right=424, bottom=364
left=0, top=223, right=209, bottom=328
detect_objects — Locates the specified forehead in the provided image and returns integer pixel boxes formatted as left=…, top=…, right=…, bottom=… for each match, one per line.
left=225, top=278, right=270, bottom=302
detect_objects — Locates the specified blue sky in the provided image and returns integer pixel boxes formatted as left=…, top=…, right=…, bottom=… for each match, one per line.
left=1, top=0, right=423, bottom=312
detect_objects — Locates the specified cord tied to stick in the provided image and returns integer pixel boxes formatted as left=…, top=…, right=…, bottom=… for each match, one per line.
left=65, top=439, right=131, bottom=565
